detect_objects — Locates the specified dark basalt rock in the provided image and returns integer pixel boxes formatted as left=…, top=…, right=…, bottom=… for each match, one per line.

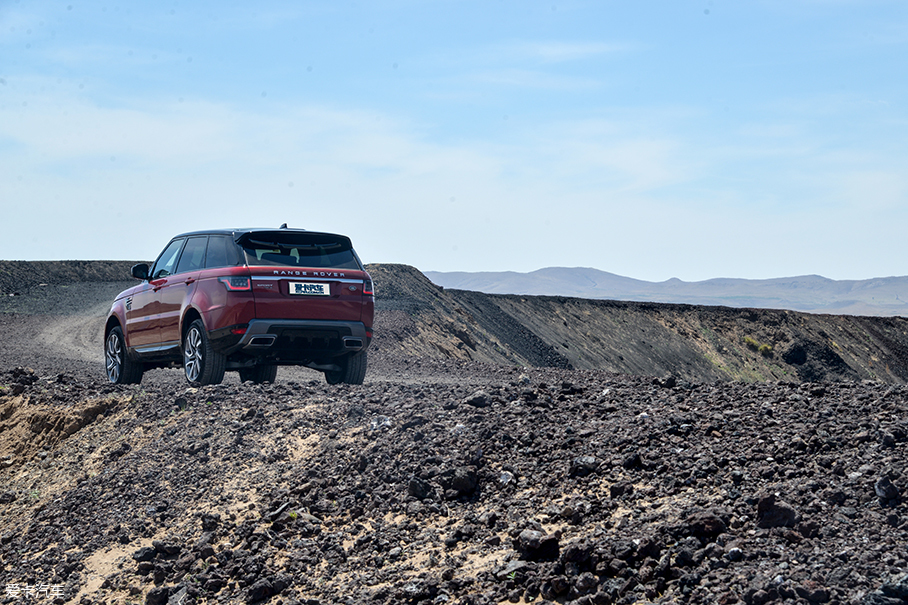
left=569, top=455, right=599, bottom=477
left=436, top=466, right=479, bottom=497
left=144, top=587, right=170, bottom=605
left=407, top=476, right=436, bottom=500
left=755, top=493, right=799, bottom=529
left=684, top=510, right=727, bottom=540
left=463, top=390, right=492, bottom=408
left=132, top=546, right=156, bottom=562
left=875, top=476, right=901, bottom=501
left=516, top=529, right=560, bottom=561
left=246, top=578, right=274, bottom=603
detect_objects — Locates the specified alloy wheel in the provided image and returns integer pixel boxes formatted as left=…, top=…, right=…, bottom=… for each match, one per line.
left=184, top=327, right=203, bottom=382
left=105, top=332, right=122, bottom=383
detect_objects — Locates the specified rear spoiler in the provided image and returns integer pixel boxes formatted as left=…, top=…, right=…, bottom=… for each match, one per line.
left=235, top=231, right=353, bottom=250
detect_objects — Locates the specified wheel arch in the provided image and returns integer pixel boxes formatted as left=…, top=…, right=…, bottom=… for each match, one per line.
left=105, top=315, right=123, bottom=338
left=104, top=315, right=144, bottom=384
left=181, top=307, right=204, bottom=341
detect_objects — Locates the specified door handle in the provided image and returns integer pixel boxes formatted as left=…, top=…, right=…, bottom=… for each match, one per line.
left=185, top=278, right=196, bottom=285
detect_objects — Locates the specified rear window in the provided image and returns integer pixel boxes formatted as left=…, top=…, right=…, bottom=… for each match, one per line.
left=240, top=232, right=362, bottom=270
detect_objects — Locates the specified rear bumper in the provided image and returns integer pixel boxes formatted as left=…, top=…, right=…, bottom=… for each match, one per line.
left=223, top=319, right=371, bottom=361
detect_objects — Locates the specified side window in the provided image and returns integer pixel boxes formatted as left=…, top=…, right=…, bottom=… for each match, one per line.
left=176, top=236, right=208, bottom=275
left=151, top=239, right=185, bottom=279
left=205, top=235, right=240, bottom=269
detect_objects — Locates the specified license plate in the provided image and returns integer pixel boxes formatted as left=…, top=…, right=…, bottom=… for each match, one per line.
left=289, top=282, right=330, bottom=296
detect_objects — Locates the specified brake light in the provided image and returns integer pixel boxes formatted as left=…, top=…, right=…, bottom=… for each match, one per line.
left=363, top=279, right=374, bottom=296
left=219, top=276, right=251, bottom=291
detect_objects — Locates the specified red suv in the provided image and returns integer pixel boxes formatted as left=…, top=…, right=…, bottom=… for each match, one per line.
left=104, top=227, right=374, bottom=386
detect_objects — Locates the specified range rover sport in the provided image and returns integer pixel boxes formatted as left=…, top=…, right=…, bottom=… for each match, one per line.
left=104, top=227, right=374, bottom=386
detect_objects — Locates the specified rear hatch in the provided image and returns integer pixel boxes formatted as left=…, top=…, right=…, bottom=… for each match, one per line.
left=237, top=230, right=370, bottom=322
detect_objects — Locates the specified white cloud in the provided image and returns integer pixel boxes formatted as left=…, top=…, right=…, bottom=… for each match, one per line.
left=0, top=90, right=689, bottom=271
left=2, top=68, right=907, bottom=281
left=1, top=97, right=235, bottom=163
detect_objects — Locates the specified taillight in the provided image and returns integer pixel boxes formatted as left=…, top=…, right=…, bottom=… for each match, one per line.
left=218, top=276, right=251, bottom=291
left=363, top=279, right=374, bottom=296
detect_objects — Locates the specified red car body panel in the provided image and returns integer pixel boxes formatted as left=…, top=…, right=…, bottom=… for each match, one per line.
left=194, top=266, right=258, bottom=337
left=247, top=266, right=370, bottom=322
left=158, top=271, right=201, bottom=346
left=123, top=282, right=158, bottom=349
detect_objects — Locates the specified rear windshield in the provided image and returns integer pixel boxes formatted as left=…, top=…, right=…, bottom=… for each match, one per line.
left=240, top=232, right=362, bottom=269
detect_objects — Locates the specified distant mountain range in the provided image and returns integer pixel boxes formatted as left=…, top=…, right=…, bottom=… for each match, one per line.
left=424, top=267, right=908, bottom=317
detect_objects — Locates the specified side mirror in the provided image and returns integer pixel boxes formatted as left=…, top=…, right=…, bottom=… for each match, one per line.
left=131, top=263, right=150, bottom=280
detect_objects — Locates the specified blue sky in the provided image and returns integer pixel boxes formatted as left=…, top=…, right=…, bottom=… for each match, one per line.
left=1, top=0, right=906, bottom=281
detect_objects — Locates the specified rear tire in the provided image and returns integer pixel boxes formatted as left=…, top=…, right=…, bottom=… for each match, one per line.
left=239, top=364, right=278, bottom=384
left=324, top=350, right=367, bottom=385
left=105, top=326, right=144, bottom=384
left=183, top=319, right=226, bottom=386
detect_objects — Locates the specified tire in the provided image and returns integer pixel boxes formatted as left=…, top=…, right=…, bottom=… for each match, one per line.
left=239, top=364, right=278, bottom=384
left=324, top=350, right=367, bottom=385
left=183, top=319, right=226, bottom=386
left=105, top=326, right=144, bottom=384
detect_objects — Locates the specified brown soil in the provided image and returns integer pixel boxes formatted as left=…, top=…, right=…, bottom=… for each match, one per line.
left=0, top=261, right=906, bottom=605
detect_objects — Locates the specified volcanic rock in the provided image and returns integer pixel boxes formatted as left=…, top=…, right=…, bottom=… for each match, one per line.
left=755, top=493, right=799, bottom=529
left=569, top=455, right=599, bottom=477
left=516, top=529, right=560, bottom=561
left=436, top=466, right=478, bottom=498
left=463, top=390, right=492, bottom=408
left=875, top=476, right=901, bottom=501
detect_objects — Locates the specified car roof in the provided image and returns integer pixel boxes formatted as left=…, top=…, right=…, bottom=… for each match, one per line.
left=171, top=227, right=349, bottom=240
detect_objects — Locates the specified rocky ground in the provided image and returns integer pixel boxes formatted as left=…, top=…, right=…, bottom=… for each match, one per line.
left=0, top=264, right=907, bottom=605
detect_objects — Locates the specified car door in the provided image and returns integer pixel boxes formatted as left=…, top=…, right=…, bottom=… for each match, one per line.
left=123, top=281, right=158, bottom=349
left=126, top=238, right=184, bottom=350
left=157, top=236, right=207, bottom=347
